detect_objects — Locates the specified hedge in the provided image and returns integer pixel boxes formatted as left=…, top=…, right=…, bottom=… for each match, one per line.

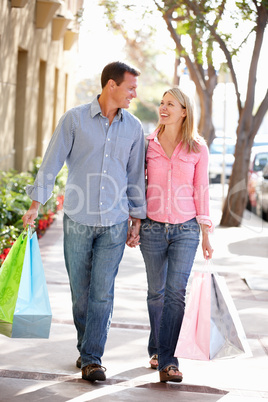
left=0, top=158, right=67, bottom=267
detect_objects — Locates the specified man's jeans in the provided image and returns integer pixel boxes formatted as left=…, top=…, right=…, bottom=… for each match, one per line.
left=63, top=214, right=128, bottom=368
left=139, top=217, right=200, bottom=371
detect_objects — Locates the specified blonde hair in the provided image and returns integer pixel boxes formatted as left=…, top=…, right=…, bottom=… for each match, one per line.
left=157, top=87, right=204, bottom=153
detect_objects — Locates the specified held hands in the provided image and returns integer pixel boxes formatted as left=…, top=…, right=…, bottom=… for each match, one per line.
left=126, top=217, right=141, bottom=248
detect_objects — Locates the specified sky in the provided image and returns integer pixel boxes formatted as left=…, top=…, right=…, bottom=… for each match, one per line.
left=76, top=0, right=174, bottom=80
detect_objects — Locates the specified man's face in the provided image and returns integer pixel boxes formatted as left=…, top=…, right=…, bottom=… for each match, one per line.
left=112, top=72, right=138, bottom=109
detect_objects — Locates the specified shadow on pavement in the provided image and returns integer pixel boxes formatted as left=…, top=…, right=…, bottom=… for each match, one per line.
left=228, top=237, right=268, bottom=258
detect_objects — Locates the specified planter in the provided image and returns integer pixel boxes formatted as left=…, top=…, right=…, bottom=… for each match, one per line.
left=52, top=16, right=72, bottom=41
left=11, top=0, right=28, bottom=7
left=64, top=30, right=78, bottom=50
left=35, top=0, right=61, bottom=29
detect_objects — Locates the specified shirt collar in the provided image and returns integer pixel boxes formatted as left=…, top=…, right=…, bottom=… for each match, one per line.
left=91, top=96, right=123, bottom=121
left=146, top=128, right=160, bottom=142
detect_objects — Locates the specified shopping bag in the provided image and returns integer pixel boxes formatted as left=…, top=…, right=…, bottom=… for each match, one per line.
left=174, top=272, right=211, bottom=360
left=174, top=271, right=251, bottom=360
left=209, top=273, right=251, bottom=359
left=0, top=228, right=52, bottom=338
left=0, top=230, right=28, bottom=335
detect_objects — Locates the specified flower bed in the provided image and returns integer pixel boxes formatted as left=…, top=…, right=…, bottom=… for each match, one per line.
left=0, top=158, right=67, bottom=268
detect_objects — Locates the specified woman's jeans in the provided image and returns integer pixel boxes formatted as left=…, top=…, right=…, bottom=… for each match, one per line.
left=63, top=214, right=128, bottom=368
left=139, top=217, right=200, bottom=371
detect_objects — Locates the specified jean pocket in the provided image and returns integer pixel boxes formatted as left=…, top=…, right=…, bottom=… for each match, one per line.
left=141, top=217, right=151, bottom=230
left=181, top=218, right=200, bottom=233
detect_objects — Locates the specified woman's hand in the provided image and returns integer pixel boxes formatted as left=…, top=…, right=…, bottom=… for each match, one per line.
left=202, top=235, right=214, bottom=260
left=200, top=224, right=214, bottom=260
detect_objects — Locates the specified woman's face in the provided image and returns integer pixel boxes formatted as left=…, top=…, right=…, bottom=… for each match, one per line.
left=158, top=92, right=186, bottom=127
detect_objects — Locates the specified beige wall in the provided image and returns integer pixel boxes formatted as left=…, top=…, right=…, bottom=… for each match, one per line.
left=0, top=0, right=83, bottom=171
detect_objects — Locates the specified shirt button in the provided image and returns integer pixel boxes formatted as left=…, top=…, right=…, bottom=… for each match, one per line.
left=100, top=202, right=103, bottom=205
left=108, top=138, right=110, bottom=141
left=106, top=154, right=108, bottom=157
left=102, top=186, right=104, bottom=189
left=104, top=170, right=107, bottom=173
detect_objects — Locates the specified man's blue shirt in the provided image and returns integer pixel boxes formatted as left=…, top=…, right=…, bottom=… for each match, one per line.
left=27, top=96, right=146, bottom=226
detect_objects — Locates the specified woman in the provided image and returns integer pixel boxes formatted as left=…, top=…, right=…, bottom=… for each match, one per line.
left=139, top=87, right=213, bottom=383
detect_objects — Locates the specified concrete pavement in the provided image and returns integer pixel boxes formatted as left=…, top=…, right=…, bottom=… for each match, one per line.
left=0, top=184, right=268, bottom=401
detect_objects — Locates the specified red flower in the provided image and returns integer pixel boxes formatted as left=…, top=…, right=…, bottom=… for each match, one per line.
left=56, top=195, right=64, bottom=211
left=3, top=248, right=11, bottom=256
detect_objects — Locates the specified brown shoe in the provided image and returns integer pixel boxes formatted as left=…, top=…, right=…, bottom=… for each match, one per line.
left=159, top=365, right=183, bottom=383
left=82, top=364, right=106, bottom=382
left=76, top=356, right=81, bottom=368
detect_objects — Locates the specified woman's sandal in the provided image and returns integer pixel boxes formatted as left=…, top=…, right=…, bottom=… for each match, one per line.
left=159, top=365, right=183, bottom=383
left=149, top=354, right=158, bottom=370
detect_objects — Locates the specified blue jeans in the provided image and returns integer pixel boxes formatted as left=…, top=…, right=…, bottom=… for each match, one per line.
left=63, top=214, right=128, bottom=368
left=139, top=217, right=200, bottom=371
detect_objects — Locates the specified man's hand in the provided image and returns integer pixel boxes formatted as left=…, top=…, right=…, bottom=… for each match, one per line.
left=22, top=201, right=41, bottom=228
left=126, top=217, right=141, bottom=248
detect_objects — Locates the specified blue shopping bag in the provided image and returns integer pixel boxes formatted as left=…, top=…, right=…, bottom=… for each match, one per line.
left=11, top=228, right=52, bottom=338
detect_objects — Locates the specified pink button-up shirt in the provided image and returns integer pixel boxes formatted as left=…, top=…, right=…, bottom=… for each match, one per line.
left=146, top=130, right=213, bottom=231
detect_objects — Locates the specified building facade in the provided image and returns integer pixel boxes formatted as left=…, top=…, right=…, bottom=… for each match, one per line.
left=0, top=0, right=83, bottom=171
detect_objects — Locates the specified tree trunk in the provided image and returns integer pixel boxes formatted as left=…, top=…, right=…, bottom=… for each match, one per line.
left=197, top=89, right=215, bottom=145
left=220, top=123, right=252, bottom=227
left=173, top=57, right=181, bottom=86
left=220, top=5, right=268, bottom=227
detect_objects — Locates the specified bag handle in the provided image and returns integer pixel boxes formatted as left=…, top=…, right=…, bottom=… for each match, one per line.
left=194, top=258, right=214, bottom=274
left=21, top=225, right=34, bottom=239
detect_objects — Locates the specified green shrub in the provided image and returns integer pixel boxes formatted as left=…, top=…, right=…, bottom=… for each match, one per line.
left=0, top=159, right=68, bottom=266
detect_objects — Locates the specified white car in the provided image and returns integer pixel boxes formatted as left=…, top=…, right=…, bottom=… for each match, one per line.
left=247, top=145, right=268, bottom=211
left=209, top=138, right=235, bottom=182
left=255, top=163, right=268, bottom=221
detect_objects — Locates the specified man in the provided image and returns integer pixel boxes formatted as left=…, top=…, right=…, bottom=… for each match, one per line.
left=22, top=61, right=146, bottom=382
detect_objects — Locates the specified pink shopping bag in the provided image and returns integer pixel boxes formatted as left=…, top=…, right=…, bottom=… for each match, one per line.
left=175, top=271, right=251, bottom=360
left=174, top=271, right=211, bottom=361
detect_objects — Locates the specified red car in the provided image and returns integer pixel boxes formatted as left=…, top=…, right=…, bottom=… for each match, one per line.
left=247, top=145, right=268, bottom=211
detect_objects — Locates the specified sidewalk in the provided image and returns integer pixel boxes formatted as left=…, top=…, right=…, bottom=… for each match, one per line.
left=0, top=185, right=268, bottom=401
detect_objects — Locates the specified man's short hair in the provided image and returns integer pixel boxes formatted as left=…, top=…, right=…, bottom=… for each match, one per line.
left=101, top=61, right=140, bottom=88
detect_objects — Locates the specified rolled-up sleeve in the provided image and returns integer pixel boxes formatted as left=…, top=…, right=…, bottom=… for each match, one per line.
left=194, top=144, right=213, bottom=232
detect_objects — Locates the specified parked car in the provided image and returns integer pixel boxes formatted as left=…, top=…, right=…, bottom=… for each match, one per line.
left=247, top=145, right=268, bottom=211
left=209, top=137, right=235, bottom=183
left=255, top=163, right=268, bottom=221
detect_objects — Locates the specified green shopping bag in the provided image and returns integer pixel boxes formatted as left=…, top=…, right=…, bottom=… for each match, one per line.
left=0, top=230, right=28, bottom=336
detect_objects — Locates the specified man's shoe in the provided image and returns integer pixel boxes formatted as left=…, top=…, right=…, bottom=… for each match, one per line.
left=76, top=356, right=81, bottom=368
left=82, top=364, right=106, bottom=382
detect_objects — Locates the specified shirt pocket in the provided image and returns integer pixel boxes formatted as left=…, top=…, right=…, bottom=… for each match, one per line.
left=147, top=152, right=165, bottom=169
left=113, top=136, right=133, bottom=164
left=173, top=155, right=195, bottom=177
